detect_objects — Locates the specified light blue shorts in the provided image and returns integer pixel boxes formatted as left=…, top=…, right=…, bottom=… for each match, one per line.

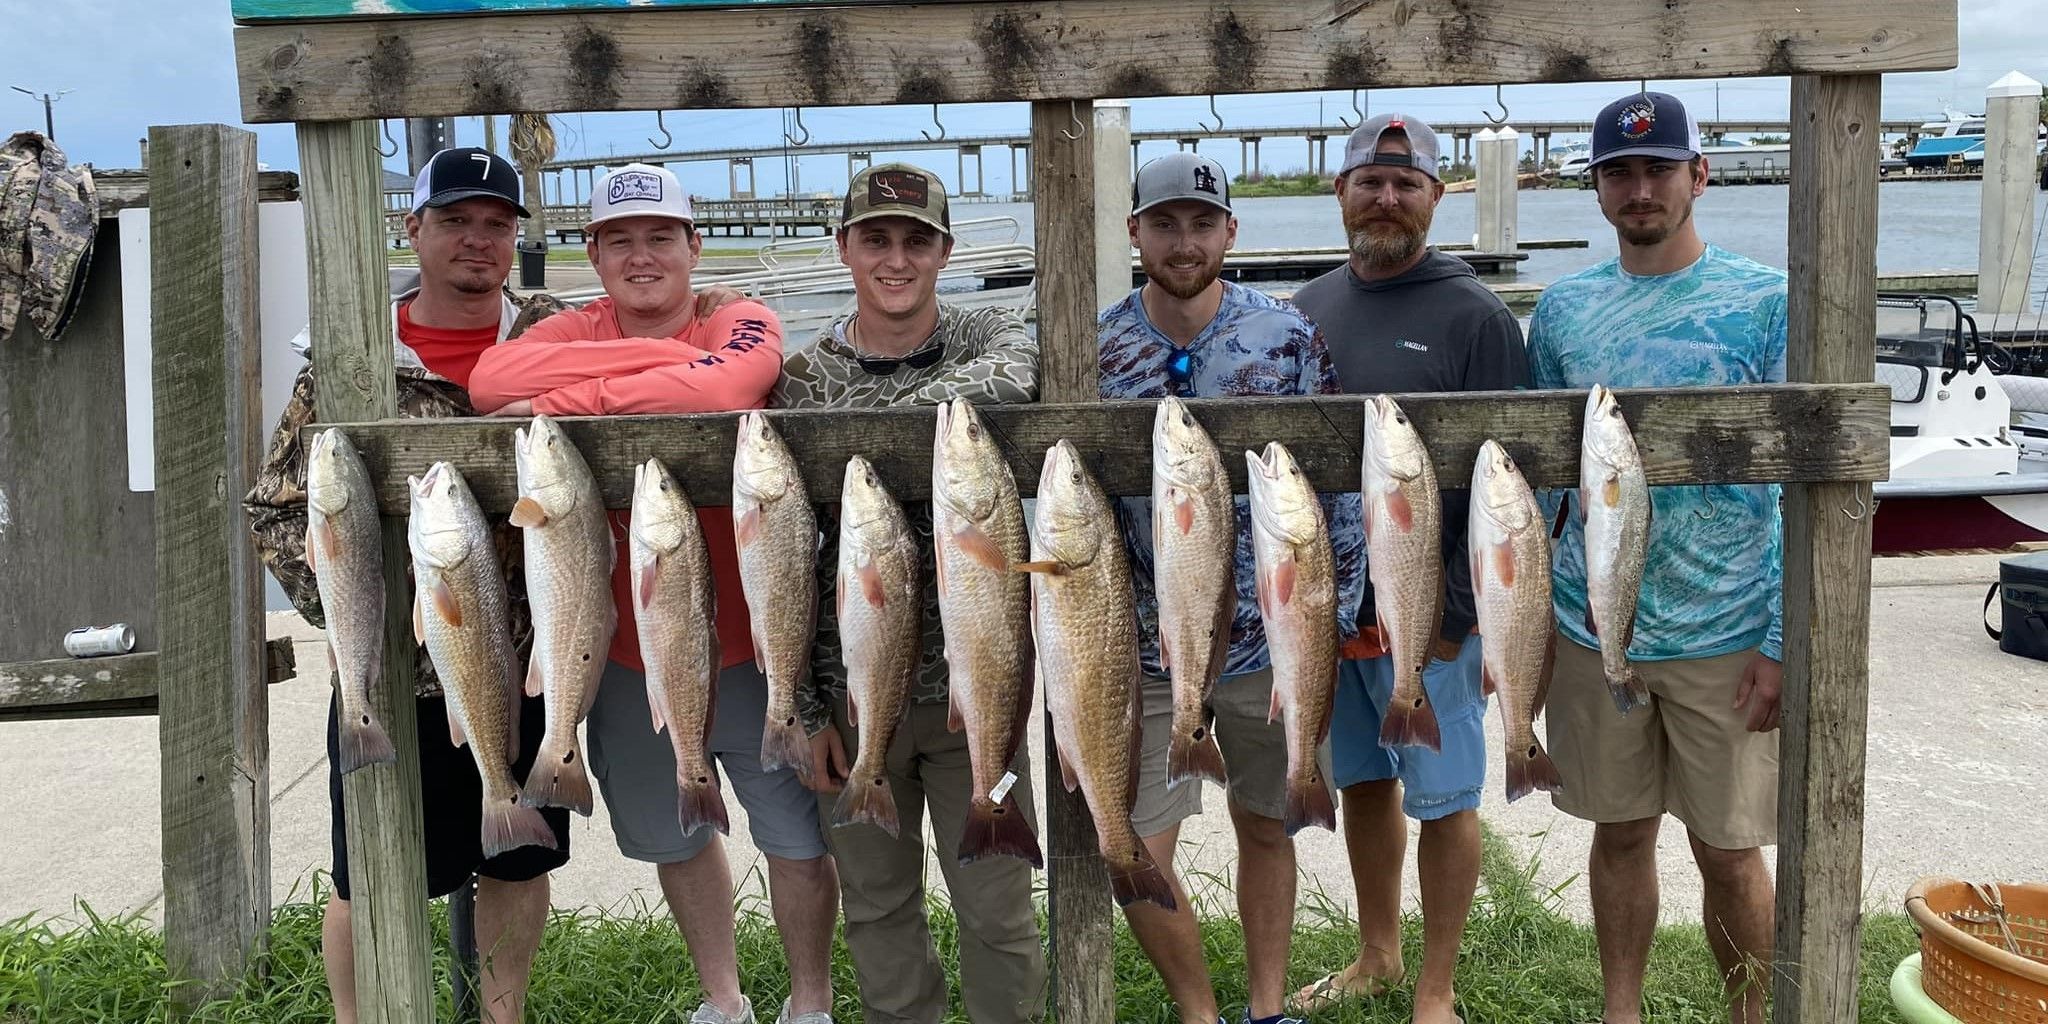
left=1330, top=633, right=1488, bottom=821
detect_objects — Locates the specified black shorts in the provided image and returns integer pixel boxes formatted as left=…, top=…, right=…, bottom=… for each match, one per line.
left=327, top=691, right=570, bottom=901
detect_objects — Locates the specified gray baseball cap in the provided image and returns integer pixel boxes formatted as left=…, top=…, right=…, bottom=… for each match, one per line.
left=1132, top=152, right=1232, bottom=216
left=1337, top=114, right=1442, bottom=181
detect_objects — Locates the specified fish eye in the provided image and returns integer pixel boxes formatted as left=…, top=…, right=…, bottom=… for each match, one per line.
left=1070, top=470, right=1081, bottom=484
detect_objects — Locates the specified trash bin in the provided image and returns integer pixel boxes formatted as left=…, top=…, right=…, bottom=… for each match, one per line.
left=518, top=241, right=547, bottom=289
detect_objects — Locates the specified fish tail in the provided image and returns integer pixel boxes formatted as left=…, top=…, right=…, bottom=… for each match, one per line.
left=481, top=793, right=559, bottom=858
left=760, top=717, right=815, bottom=777
left=1165, top=728, right=1228, bottom=790
left=1606, top=666, right=1650, bottom=715
left=1108, top=844, right=1178, bottom=912
left=336, top=709, right=398, bottom=775
left=1377, top=683, right=1443, bottom=753
left=832, top=771, right=900, bottom=838
left=520, top=735, right=594, bottom=816
left=1505, top=739, right=1566, bottom=804
left=957, top=795, right=1044, bottom=868
left=1284, top=774, right=1339, bottom=837
left=676, top=765, right=732, bottom=838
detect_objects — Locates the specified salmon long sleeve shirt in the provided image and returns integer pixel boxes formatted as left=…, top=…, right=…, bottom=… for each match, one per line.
left=468, top=297, right=785, bottom=673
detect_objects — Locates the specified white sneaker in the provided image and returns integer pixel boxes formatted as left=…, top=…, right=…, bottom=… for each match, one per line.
left=691, top=996, right=756, bottom=1024
left=774, top=996, right=834, bottom=1024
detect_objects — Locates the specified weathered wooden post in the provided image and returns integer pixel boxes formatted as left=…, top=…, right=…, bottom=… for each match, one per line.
left=298, top=119, right=437, bottom=1023
left=150, top=122, right=270, bottom=1011
left=1474, top=125, right=1519, bottom=255
left=1977, top=71, right=2042, bottom=318
left=1032, top=97, right=1113, bottom=1022
left=1777, top=72, right=1882, bottom=1024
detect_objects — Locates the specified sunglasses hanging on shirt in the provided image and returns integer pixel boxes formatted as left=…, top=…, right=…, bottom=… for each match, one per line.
left=855, top=343, right=946, bottom=376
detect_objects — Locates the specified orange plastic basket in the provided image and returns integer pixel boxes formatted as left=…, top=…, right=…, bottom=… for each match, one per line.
left=1905, top=878, right=2048, bottom=1024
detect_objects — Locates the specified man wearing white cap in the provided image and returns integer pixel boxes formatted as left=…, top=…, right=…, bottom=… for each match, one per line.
left=470, top=163, right=839, bottom=1024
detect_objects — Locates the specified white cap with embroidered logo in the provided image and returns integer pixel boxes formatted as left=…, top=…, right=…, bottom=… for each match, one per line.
left=585, top=162, right=695, bottom=231
left=1132, top=152, right=1232, bottom=216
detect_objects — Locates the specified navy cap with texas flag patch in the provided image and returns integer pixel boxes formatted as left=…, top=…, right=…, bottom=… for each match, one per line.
left=1591, top=91, right=1703, bottom=167
left=411, top=147, right=530, bottom=218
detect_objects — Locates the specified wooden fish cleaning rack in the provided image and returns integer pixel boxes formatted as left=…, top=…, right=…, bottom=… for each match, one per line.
left=79, top=0, right=1953, bottom=1019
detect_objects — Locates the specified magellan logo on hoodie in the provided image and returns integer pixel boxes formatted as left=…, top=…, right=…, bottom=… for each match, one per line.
left=1397, top=339, right=1430, bottom=353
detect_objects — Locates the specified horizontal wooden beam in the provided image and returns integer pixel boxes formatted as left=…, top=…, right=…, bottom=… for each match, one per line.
left=0, top=639, right=299, bottom=722
left=233, top=0, right=1957, bottom=123
left=320, top=385, right=1891, bottom=516
left=95, top=169, right=302, bottom=217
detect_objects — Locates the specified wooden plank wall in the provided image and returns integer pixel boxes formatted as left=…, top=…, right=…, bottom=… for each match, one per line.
left=149, top=123, right=271, bottom=1011
left=1775, top=73, right=1882, bottom=1024
left=0, top=639, right=298, bottom=723
left=231, top=0, right=1957, bottom=122
left=0, top=224, right=158, bottom=662
left=299, top=119, right=438, bottom=1024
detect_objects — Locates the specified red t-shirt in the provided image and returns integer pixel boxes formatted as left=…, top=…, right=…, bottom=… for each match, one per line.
left=396, top=301, right=499, bottom=388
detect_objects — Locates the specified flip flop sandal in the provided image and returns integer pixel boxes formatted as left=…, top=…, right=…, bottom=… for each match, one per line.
left=1287, top=969, right=1394, bottom=1016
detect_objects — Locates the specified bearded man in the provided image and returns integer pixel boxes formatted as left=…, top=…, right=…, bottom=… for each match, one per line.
left=1286, top=115, right=1527, bottom=1024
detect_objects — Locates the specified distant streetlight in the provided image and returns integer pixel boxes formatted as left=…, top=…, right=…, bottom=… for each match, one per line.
left=11, top=86, right=74, bottom=140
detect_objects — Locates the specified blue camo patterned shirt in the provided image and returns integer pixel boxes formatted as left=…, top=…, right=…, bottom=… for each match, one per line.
left=1098, top=281, right=1368, bottom=678
left=1528, top=244, right=1786, bottom=662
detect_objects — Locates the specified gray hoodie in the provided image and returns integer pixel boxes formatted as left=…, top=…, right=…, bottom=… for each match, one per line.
left=1291, top=248, right=1529, bottom=642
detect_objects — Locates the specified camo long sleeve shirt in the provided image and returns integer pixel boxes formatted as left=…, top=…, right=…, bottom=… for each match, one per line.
left=1097, top=281, right=1368, bottom=679
left=773, top=303, right=1039, bottom=733
left=1528, top=245, right=1786, bottom=662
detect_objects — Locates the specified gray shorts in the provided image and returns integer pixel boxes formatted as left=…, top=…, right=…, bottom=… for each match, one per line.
left=587, top=659, right=829, bottom=864
left=1130, top=667, right=1335, bottom=836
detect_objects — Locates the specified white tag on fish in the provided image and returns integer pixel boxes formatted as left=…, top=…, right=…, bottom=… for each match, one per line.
left=989, top=770, right=1018, bottom=804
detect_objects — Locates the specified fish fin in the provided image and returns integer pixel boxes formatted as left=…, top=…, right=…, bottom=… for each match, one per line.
left=481, top=794, right=559, bottom=858
left=1274, top=556, right=1298, bottom=606
left=761, top=717, right=814, bottom=776
left=1011, top=560, right=1065, bottom=575
left=1492, top=538, right=1516, bottom=590
left=1585, top=603, right=1599, bottom=639
left=1481, top=661, right=1499, bottom=697
left=835, top=573, right=846, bottom=619
left=412, top=591, right=426, bottom=645
left=1607, top=666, right=1649, bottom=716
left=636, top=551, right=660, bottom=610
left=1378, top=680, right=1442, bottom=753
left=1056, top=741, right=1080, bottom=794
left=1157, top=633, right=1171, bottom=671
left=326, top=643, right=339, bottom=675
left=336, top=709, right=398, bottom=775
left=957, top=794, right=1044, bottom=868
left=509, top=497, right=549, bottom=529
left=1166, top=728, right=1228, bottom=789
left=859, top=558, right=887, bottom=608
left=1537, top=628, right=1558, bottom=718
left=1603, top=474, right=1621, bottom=507
left=523, top=658, right=544, bottom=699
left=847, top=693, right=860, bottom=730
left=735, top=505, right=761, bottom=547
left=934, top=538, right=949, bottom=592
left=305, top=521, right=326, bottom=573
left=1108, top=845, right=1178, bottom=911
left=520, top=740, right=595, bottom=816
left=954, top=523, right=1008, bottom=571
left=1175, top=492, right=1196, bottom=536
left=831, top=771, right=901, bottom=838
left=1504, top=740, right=1565, bottom=804
left=504, top=677, right=522, bottom=763
left=1284, top=774, right=1338, bottom=837
left=1387, top=488, right=1413, bottom=532
left=447, top=709, right=468, bottom=749
left=429, top=577, right=463, bottom=628
left=676, top=762, right=732, bottom=837
left=1573, top=488, right=1588, bottom=529
left=946, top=692, right=964, bottom=733
left=1267, top=686, right=1283, bottom=726
left=647, top=679, right=668, bottom=735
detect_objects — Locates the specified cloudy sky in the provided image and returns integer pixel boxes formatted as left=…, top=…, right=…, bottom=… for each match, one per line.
left=4, top=0, right=2041, bottom=199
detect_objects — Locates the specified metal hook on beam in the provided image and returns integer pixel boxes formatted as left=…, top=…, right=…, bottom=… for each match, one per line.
left=922, top=103, right=947, bottom=143
left=377, top=119, right=399, bottom=159
left=1198, top=94, right=1223, bottom=133
left=1843, top=493, right=1868, bottom=521
left=648, top=110, right=673, bottom=150
left=784, top=106, right=811, bottom=147
left=1483, top=84, right=1510, bottom=126
left=1339, top=88, right=1366, bottom=130
left=1692, top=485, right=1720, bottom=521
left=1058, top=100, right=1087, bottom=142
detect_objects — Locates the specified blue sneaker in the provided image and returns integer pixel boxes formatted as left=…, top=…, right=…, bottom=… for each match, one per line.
left=1242, top=1011, right=1305, bottom=1024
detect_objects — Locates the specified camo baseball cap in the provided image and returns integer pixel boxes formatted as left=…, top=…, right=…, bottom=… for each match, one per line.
left=841, top=163, right=951, bottom=236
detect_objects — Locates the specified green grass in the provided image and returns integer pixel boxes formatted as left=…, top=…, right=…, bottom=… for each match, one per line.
left=2, top=831, right=1920, bottom=1023
left=1230, top=172, right=1336, bottom=199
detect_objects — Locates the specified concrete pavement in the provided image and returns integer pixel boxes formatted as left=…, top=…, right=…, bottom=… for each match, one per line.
left=4, top=552, right=2043, bottom=930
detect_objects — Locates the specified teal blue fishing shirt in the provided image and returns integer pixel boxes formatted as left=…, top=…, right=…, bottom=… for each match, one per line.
left=1528, top=244, right=1786, bottom=662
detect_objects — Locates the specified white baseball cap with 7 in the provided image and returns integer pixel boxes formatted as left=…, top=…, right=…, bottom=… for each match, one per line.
left=586, top=162, right=695, bottom=232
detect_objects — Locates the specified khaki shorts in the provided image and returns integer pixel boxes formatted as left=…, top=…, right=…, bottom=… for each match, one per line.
left=1545, top=640, right=1780, bottom=850
left=1130, top=667, right=1334, bottom=836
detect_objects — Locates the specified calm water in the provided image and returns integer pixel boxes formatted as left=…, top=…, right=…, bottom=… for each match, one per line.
left=748, top=179, right=2048, bottom=306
